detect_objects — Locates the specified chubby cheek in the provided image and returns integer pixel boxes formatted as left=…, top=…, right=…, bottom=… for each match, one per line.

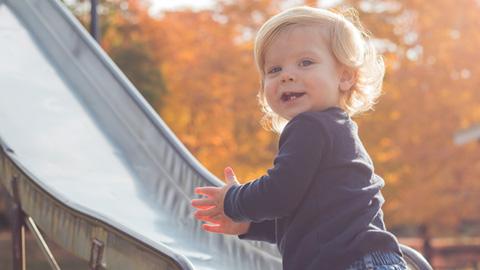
left=263, top=80, right=278, bottom=105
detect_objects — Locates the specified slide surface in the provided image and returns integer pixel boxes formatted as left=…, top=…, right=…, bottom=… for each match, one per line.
left=0, top=0, right=281, bottom=269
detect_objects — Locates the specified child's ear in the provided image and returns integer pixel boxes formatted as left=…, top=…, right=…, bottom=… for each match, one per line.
left=339, top=67, right=357, bottom=92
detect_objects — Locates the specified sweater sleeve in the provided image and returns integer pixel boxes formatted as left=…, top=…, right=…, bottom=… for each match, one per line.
left=224, top=113, right=330, bottom=222
left=238, top=220, right=276, bottom=243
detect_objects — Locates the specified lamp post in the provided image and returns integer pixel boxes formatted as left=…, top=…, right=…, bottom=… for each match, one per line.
left=90, top=0, right=100, bottom=42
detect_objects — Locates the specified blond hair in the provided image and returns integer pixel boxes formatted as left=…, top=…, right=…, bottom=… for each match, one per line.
left=254, top=6, right=384, bottom=133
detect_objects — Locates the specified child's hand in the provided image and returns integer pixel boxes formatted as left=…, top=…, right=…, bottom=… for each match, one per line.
left=191, top=167, right=250, bottom=235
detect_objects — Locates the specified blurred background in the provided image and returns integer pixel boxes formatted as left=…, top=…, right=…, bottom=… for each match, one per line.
left=1, top=0, right=480, bottom=269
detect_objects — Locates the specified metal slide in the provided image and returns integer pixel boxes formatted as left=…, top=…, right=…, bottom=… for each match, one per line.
left=0, top=0, right=282, bottom=269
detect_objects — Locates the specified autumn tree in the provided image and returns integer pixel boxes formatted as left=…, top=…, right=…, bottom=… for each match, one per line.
left=343, top=0, right=480, bottom=234
left=154, top=8, right=273, bottom=181
left=65, top=0, right=480, bottom=236
left=157, top=0, right=480, bottom=235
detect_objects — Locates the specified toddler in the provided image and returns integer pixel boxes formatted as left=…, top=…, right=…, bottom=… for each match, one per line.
left=191, top=6, right=407, bottom=270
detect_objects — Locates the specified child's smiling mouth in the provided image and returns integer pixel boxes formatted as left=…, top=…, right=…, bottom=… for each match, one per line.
left=281, top=92, right=306, bottom=102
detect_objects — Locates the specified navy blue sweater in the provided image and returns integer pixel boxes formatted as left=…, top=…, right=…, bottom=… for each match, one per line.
left=224, top=108, right=401, bottom=270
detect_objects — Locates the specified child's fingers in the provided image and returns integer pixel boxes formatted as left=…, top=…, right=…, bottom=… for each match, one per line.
left=195, top=207, right=220, bottom=218
left=194, top=186, right=220, bottom=197
left=193, top=205, right=214, bottom=210
left=202, top=223, right=223, bottom=234
left=191, top=198, right=216, bottom=209
left=194, top=213, right=222, bottom=223
left=210, top=214, right=222, bottom=222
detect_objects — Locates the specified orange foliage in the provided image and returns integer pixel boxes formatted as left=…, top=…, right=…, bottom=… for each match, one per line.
left=73, top=0, right=480, bottom=235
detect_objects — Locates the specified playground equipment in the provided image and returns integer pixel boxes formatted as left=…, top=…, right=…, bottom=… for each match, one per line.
left=0, top=0, right=280, bottom=269
left=0, top=0, right=431, bottom=269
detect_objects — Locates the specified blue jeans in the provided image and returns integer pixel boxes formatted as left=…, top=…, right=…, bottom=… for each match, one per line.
left=346, top=251, right=408, bottom=270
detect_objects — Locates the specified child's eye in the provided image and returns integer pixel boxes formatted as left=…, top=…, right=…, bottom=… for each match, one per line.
left=300, top=60, right=314, bottom=67
left=268, top=66, right=282, bottom=74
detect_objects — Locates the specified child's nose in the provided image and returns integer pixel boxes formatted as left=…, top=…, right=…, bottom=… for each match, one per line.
left=280, top=70, right=296, bottom=83
left=281, top=77, right=295, bottom=83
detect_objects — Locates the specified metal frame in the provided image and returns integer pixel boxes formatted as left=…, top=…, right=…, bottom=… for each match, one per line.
left=89, top=238, right=105, bottom=270
left=8, top=177, right=61, bottom=270
left=10, top=177, right=26, bottom=270
left=25, top=216, right=61, bottom=270
left=8, top=173, right=106, bottom=270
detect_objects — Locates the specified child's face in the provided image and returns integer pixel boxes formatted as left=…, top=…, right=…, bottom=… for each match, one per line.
left=263, top=25, right=345, bottom=121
